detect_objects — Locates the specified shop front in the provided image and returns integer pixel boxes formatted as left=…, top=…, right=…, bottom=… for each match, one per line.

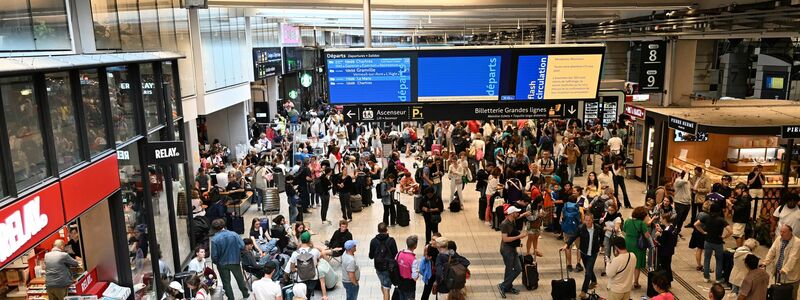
left=643, top=100, right=800, bottom=223
left=0, top=52, right=195, bottom=299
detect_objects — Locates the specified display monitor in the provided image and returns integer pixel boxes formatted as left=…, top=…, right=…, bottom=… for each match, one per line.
left=674, top=130, right=708, bottom=142
left=417, top=56, right=501, bottom=102
left=514, top=54, right=603, bottom=100
left=326, top=51, right=414, bottom=104
left=766, top=76, right=784, bottom=90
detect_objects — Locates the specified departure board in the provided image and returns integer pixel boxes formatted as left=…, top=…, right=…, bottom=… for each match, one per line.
left=326, top=52, right=414, bottom=104
left=418, top=56, right=501, bottom=102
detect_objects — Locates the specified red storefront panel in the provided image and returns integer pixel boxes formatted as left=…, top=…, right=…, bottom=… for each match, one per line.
left=0, top=183, right=65, bottom=269
left=61, top=155, right=120, bottom=220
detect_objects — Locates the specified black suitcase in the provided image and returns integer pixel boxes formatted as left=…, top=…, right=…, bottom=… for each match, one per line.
left=228, top=215, right=245, bottom=234
left=414, top=195, right=423, bottom=213
left=722, top=248, right=734, bottom=283
left=551, top=249, right=576, bottom=300
left=396, top=201, right=410, bottom=227
left=768, top=274, right=794, bottom=300
left=519, top=254, right=539, bottom=290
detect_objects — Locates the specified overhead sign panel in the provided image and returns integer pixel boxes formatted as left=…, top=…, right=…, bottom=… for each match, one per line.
left=418, top=56, right=502, bottom=102
left=781, top=126, right=800, bottom=139
left=326, top=51, right=414, bottom=104
left=639, top=41, right=666, bottom=92
left=514, top=54, right=603, bottom=100
left=341, top=101, right=575, bottom=122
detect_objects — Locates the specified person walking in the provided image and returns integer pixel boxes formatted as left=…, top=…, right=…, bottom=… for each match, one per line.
left=317, top=167, right=333, bottom=224
left=563, top=213, right=604, bottom=299
left=43, top=240, right=80, bottom=300
left=341, top=240, right=360, bottom=300
left=738, top=254, right=770, bottom=300
left=605, top=236, right=636, bottom=300
left=421, top=187, right=444, bottom=244
left=498, top=206, right=527, bottom=298
left=699, top=203, right=732, bottom=283
left=395, top=235, right=421, bottom=300
left=761, top=225, right=800, bottom=297
left=623, top=206, right=650, bottom=289
left=369, top=223, right=399, bottom=300
left=600, top=204, right=623, bottom=276
left=379, top=174, right=398, bottom=226
left=612, top=159, right=631, bottom=208
left=564, top=138, right=581, bottom=184
left=210, top=218, right=250, bottom=300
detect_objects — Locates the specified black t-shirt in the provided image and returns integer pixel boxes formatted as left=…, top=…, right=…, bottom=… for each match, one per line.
left=732, top=194, right=752, bottom=223
left=500, top=219, right=521, bottom=247
left=66, top=239, right=81, bottom=259
left=705, top=215, right=728, bottom=244
left=748, top=172, right=765, bottom=189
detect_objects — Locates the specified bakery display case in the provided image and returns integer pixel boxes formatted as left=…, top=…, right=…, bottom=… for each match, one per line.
left=669, top=157, right=796, bottom=186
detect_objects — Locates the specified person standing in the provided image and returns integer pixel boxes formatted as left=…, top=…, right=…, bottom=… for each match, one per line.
left=342, top=240, right=361, bottom=300
left=253, top=160, right=269, bottom=211
left=564, top=138, right=581, bottom=184
left=761, top=225, right=800, bottom=297
left=699, top=203, right=732, bottom=283
left=251, top=263, right=283, bottom=300
left=395, top=235, right=421, bottom=300
left=563, top=213, right=604, bottom=299
left=498, top=206, right=527, bottom=298
left=729, top=183, right=752, bottom=247
left=612, top=159, right=631, bottom=208
left=773, top=195, right=800, bottom=238
left=448, top=152, right=470, bottom=203
left=338, top=174, right=353, bottom=222
left=673, top=171, right=692, bottom=236
left=690, top=167, right=712, bottom=224
left=656, top=214, right=678, bottom=282
left=747, top=165, right=766, bottom=201
left=605, top=236, right=636, bottom=300
left=317, top=167, right=333, bottom=224
left=730, top=239, right=760, bottom=295
left=369, top=223, right=399, bottom=300
left=623, top=206, right=650, bottom=289
left=210, top=218, right=250, bottom=300
left=65, top=228, right=82, bottom=259
left=380, top=175, right=398, bottom=226
left=421, top=187, right=444, bottom=244
left=43, top=240, right=80, bottom=300
left=288, top=231, right=328, bottom=300
left=738, top=254, right=770, bottom=300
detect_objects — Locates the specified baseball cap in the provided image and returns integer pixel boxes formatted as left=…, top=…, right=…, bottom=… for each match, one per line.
left=168, top=281, right=183, bottom=291
left=300, top=231, right=312, bottom=243
left=505, top=206, right=522, bottom=215
left=344, top=240, right=358, bottom=250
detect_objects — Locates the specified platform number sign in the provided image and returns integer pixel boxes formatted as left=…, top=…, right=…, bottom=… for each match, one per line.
left=639, top=41, right=666, bottom=92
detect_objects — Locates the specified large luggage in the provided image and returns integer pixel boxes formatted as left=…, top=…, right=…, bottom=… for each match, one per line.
left=551, top=249, right=576, bottom=300
left=262, top=187, right=281, bottom=214
left=519, top=254, right=539, bottom=290
left=768, top=275, right=794, bottom=300
left=431, top=143, right=442, bottom=154
left=414, top=195, right=423, bottom=214
left=350, top=194, right=363, bottom=212
left=227, top=215, right=245, bottom=234
left=396, top=201, right=410, bottom=227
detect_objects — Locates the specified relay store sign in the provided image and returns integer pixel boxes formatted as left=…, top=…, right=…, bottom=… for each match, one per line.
left=0, top=183, right=65, bottom=268
left=144, top=141, right=186, bottom=165
left=623, top=105, right=646, bottom=120
left=781, top=126, right=800, bottom=139
left=668, top=116, right=697, bottom=135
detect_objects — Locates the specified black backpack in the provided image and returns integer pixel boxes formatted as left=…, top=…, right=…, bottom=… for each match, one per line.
left=375, top=238, right=395, bottom=272
left=375, top=182, right=384, bottom=199
left=415, top=168, right=424, bottom=187
left=449, top=195, right=462, bottom=212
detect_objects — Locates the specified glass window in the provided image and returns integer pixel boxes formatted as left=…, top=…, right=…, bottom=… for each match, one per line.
left=0, top=0, right=35, bottom=51
left=107, top=66, right=137, bottom=144
left=140, top=63, right=163, bottom=130
left=30, top=0, right=71, bottom=50
left=117, top=143, right=155, bottom=298
left=173, top=0, right=195, bottom=97
left=150, top=163, right=174, bottom=281
left=2, top=76, right=48, bottom=191
left=91, top=0, right=122, bottom=50
left=199, top=9, right=214, bottom=91
left=139, top=0, right=160, bottom=50
left=45, top=72, right=83, bottom=172
left=172, top=163, right=190, bottom=261
left=156, top=0, right=177, bottom=51
left=79, top=69, right=110, bottom=155
left=161, top=61, right=178, bottom=121
left=211, top=9, right=224, bottom=88
left=117, top=0, right=143, bottom=51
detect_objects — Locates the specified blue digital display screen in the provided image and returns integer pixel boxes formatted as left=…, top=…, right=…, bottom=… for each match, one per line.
left=514, top=55, right=549, bottom=100
left=327, top=54, right=412, bottom=104
left=418, top=56, right=501, bottom=101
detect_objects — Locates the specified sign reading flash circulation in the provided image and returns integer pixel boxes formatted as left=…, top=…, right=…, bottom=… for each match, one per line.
left=781, top=126, right=800, bottom=139
left=668, top=116, right=697, bottom=135
left=144, top=141, right=186, bottom=165
left=514, top=54, right=603, bottom=100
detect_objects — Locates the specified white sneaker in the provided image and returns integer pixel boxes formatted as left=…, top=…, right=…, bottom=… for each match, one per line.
left=484, top=221, right=491, bottom=226
left=704, top=278, right=711, bottom=283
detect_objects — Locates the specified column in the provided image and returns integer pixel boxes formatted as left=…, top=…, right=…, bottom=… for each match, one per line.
left=363, top=0, right=372, bottom=48
left=545, top=0, right=552, bottom=44
left=664, top=39, right=697, bottom=107
left=555, top=0, right=563, bottom=44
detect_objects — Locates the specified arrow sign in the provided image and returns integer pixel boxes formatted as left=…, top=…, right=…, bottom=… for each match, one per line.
left=346, top=110, right=355, bottom=119
left=567, top=105, right=577, bottom=115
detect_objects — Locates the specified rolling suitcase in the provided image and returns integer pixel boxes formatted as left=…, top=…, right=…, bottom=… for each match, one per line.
left=551, top=248, right=576, bottom=300
left=647, top=247, right=658, bottom=298
left=431, top=143, right=442, bottom=154
left=519, top=254, right=539, bottom=290
left=414, top=194, right=423, bottom=214
left=228, top=215, right=245, bottom=234
left=396, top=201, right=410, bottom=227
left=262, top=187, right=280, bottom=214
left=350, top=194, right=363, bottom=212
left=768, top=274, right=794, bottom=300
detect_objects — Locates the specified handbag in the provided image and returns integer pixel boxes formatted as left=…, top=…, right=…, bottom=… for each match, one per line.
left=636, top=222, right=650, bottom=250
left=462, top=175, right=469, bottom=184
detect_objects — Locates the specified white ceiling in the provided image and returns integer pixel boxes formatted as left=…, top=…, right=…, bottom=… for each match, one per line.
left=211, top=0, right=766, bottom=35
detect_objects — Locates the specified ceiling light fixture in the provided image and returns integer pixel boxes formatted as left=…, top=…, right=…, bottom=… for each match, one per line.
left=428, top=13, right=432, bottom=24
left=489, top=24, right=492, bottom=32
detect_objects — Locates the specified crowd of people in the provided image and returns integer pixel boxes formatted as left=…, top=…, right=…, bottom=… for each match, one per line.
left=157, top=102, right=800, bottom=300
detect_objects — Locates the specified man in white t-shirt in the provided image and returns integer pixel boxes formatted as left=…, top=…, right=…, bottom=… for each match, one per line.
left=607, top=133, right=623, bottom=155
left=605, top=236, right=636, bottom=300
left=288, top=232, right=327, bottom=299
left=773, top=196, right=800, bottom=237
left=251, top=263, right=283, bottom=300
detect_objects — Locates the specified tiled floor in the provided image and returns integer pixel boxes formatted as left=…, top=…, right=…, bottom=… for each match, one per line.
left=214, top=154, right=766, bottom=300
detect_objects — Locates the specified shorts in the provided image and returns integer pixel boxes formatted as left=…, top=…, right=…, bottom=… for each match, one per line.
left=563, top=232, right=577, bottom=241
left=749, top=189, right=764, bottom=199
left=526, top=224, right=541, bottom=235
left=377, top=270, right=392, bottom=289
left=732, top=223, right=746, bottom=238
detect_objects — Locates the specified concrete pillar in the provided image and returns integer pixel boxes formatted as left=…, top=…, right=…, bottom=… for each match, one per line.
left=555, top=0, right=563, bottom=44
left=664, top=39, right=697, bottom=107
left=545, top=0, right=552, bottom=44
left=188, top=9, right=207, bottom=111
left=363, top=0, right=372, bottom=48
left=68, top=0, right=97, bottom=53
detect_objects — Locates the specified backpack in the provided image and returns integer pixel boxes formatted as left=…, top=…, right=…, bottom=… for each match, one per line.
left=561, top=202, right=580, bottom=234
left=449, top=197, right=462, bottom=213
left=589, top=198, right=606, bottom=223
left=443, top=254, right=468, bottom=291
left=375, top=182, right=385, bottom=199
left=396, top=251, right=415, bottom=280
left=645, top=186, right=664, bottom=202
left=415, top=168, right=424, bottom=187
left=375, top=239, right=395, bottom=272
left=295, top=249, right=317, bottom=282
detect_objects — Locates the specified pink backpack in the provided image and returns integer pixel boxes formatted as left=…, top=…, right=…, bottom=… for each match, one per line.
left=396, top=250, right=416, bottom=280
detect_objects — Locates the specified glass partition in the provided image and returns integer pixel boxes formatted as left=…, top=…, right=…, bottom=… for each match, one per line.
left=45, top=72, right=83, bottom=171
left=1, top=76, right=49, bottom=191
left=161, top=61, right=178, bottom=121
left=139, top=0, right=160, bottom=50
left=91, top=0, right=122, bottom=50
left=0, top=0, right=36, bottom=51
left=107, top=65, right=138, bottom=144
left=117, top=0, right=144, bottom=51
left=30, top=0, right=71, bottom=50
left=118, top=142, right=155, bottom=297
left=80, top=69, right=111, bottom=155
left=140, top=63, right=163, bottom=130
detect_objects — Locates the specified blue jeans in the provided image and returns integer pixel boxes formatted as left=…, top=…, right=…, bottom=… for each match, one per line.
left=377, top=270, right=392, bottom=289
left=704, top=241, right=724, bottom=281
left=500, top=244, right=521, bottom=291
left=289, top=204, right=298, bottom=224
left=343, top=282, right=359, bottom=300
left=580, top=253, right=598, bottom=293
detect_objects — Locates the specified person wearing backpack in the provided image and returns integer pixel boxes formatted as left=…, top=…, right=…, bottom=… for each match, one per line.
left=562, top=195, right=584, bottom=273
left=288, top=232, right=327, bottom=300
left=436, top=240, right=470, bottom=298
left=562, top=212, right=604, bottom=300
left=369, top=223, right=399, bottom=300
left=395, top=235, right=421, bottom=300
left=379, top=175, right=398, bottom=226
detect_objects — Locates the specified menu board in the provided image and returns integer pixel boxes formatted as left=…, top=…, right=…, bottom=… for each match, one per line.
left=326, top=52, right=414, bottom=104
left=514, top=54, right=603, bottom=100
left=418, top=56, right=501, bottom=102
left=253, top=47, right=282, bottom=79
left=584, top=101, right=599, bottom=122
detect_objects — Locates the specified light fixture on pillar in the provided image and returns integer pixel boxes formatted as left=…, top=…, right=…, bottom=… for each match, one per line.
left=419, top=19, right=423, bottom=29
left=517, top=19, right=520, bottom=30
left=489, top=24, right=492, bottom=32
left=428, top=12, right=432, bottom=24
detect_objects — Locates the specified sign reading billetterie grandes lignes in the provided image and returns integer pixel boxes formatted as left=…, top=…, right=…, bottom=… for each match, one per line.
left=144, top=141, right=186, bottom=165
left=324, top=45, right=605, bottom=105
left=668, top=116, right=697, bottom=135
